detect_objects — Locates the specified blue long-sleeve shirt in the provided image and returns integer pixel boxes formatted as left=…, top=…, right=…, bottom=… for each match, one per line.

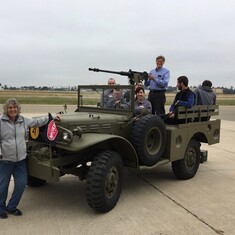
left=144, top=67, right=170, bottom=91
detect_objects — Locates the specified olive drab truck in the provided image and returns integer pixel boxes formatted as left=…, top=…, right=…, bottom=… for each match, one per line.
left=26, top=68, right=221, bottom=213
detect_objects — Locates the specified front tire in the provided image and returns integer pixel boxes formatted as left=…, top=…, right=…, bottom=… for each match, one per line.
left=172, top=139, right=200, bottom=180
left=86, top=150, right=123, bottom=213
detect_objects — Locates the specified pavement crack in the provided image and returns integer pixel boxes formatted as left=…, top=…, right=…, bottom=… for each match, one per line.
left=139, top=176, right=224, bottom=235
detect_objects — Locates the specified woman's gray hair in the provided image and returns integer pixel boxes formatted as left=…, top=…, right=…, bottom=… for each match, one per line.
left=3, top=98, right=21, bottom=115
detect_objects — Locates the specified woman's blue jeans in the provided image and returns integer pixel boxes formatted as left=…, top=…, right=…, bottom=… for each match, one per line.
left=0, top=159, right=27, bottom=214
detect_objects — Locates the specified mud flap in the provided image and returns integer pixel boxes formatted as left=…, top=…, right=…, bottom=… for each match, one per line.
left=200, top=150, right=208, bottom=163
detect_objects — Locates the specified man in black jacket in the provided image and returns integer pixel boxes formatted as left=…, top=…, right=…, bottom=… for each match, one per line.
left=162, top=76, right=195, bottom=124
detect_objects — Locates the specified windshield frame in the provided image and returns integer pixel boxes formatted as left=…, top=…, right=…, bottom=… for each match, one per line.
left=76, top=85, right=135, bottom=114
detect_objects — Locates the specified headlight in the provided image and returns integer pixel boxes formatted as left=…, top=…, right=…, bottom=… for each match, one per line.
left=63, top=132, right=72, bottom=142
left=73, top=127, right=82, bottom=138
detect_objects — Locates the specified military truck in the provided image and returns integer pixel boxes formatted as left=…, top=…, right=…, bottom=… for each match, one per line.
left=27, top=69, right=221, bottom=213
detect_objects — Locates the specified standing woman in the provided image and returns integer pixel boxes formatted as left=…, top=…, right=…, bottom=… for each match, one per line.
left=0, top=98, right=60, bottom=219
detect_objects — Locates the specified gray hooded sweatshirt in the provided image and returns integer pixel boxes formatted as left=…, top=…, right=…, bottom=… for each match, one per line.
left=0, top=114, right=49, bottom=162
left=194, top=85, right=216, bottom=105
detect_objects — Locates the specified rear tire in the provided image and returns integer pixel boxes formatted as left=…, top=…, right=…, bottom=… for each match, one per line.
left=172, top=139, right=200, bottom=180
left=86, top=150, right=123, bottom=213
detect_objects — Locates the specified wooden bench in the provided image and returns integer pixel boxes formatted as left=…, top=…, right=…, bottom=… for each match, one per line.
left=175, top=105, right=219, bottom=123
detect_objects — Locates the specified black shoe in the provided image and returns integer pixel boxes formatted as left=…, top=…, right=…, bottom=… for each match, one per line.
left=0, top=212, right=8, bottom=219
left=6, top=209, right=22, bottom=216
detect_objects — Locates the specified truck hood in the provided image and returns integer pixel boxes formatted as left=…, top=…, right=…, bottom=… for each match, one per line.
left=56, top=111, right=131, bottom=134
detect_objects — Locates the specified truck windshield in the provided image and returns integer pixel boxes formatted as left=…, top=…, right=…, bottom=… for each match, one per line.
left=78, top=86, right=132, bottom=112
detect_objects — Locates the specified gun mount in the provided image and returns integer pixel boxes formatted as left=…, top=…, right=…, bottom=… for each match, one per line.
left=89, top=68, right=149, bottom=85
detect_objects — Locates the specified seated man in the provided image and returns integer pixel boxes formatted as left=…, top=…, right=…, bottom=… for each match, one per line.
left=194, top=80, right=216, bottom=105
left=100, top=78, right=116, bottom=107
left=106, top=89, right=130, bottom=110
left=162, top=76, right=195, bottom=124
left=194, top=80, right=216, bottom=121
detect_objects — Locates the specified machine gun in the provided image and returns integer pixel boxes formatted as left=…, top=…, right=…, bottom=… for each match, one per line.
left=88, top=68, right=149, bottom=85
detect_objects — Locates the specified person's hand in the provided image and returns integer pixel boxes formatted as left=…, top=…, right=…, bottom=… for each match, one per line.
left=133, top=116, right=139, bottom=122
left=169, top=112, right=175, bottom=118
left=148, top=74, right=155, bottom=80
left=140, top=108, right=149, bottom=115
left=54, top=115, right=62, bottom=121
left=115, top=100, right=121, bottom=107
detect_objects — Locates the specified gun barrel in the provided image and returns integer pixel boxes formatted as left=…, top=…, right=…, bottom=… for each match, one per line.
left=89, top=67, right=149, bottom=85
left=89, top=68, right=131, bottom=77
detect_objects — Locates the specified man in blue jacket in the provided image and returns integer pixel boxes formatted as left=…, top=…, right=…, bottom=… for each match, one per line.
left=163, top=76, right=195, bottom=124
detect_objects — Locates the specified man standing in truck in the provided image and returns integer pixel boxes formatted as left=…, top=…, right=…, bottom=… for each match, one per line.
left=144, top=55, right=170, bottom=115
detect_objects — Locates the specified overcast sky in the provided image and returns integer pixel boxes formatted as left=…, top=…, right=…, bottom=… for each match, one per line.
left=1, top=0, right=235, bottom=88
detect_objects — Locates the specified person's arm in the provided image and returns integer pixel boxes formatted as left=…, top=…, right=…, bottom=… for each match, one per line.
left=194, top=89, right=199, bottom=105
left=25, top=114, right=61, bottom=128
left=178, top=93, right=195, bottom=108
left=143, top=100, right=152, bottom=114
left=0, top=120, right=2, bottom=158
left=169, top=94, right=179, bottom=112
left=152, top=70, right=170, bottom=89
left=144, top=77, right=150, bottom=87
left=118, top=100, right=130, bottom=109
left=213, top=93, right=217, bottom=105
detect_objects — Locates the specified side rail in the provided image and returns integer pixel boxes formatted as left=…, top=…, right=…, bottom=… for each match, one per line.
left=176, top=105, right=219, bottom=122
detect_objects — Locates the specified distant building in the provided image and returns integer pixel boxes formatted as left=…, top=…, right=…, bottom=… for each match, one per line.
left=213, top=88, right=223, bottom=94
left=191, top=86, right=223, bottom=94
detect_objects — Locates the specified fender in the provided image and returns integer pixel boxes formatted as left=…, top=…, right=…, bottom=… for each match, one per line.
left=56, top=133, right=139, bottom=169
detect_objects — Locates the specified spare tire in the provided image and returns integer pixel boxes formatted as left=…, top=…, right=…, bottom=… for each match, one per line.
left=131, top=115, right=166, bottom=166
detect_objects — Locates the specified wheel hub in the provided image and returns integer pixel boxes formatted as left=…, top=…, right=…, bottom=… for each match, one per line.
left=186, top=148, right=196, bottom=169
left=105, top=167, right=119, bottom=198
left=146, top=128, right=161, bottom=155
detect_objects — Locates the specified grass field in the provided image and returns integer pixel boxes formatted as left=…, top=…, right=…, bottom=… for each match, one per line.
left=0, top=90, right=235, bottom=105
left=0, top=90, right=78, bottom=105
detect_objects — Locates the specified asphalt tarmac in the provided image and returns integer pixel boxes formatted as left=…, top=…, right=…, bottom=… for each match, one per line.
left=0, top=105, right=235, bottom=235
